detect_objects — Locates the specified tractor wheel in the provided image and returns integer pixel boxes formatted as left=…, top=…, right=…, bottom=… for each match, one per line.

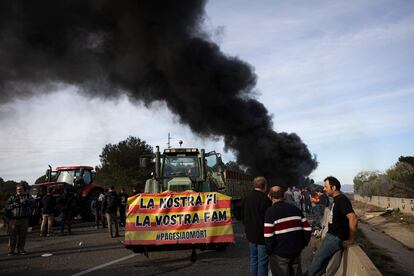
left=82, top=189, right=102, bottom=221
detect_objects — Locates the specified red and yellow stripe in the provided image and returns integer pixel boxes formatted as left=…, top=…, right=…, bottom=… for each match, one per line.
left=124, top=191, right=234, bottom=245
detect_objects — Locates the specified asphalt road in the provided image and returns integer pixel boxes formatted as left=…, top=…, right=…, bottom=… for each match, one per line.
left=0, top=221, right=250, bottom=276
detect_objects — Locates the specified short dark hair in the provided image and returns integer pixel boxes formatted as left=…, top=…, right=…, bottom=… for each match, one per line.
left=110, top=185, right=115, bottom=190
left=324, top=176, right=341, bottom=191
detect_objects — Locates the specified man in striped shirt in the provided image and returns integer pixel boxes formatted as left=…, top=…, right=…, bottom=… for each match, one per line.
left=264, top=186, right=311, bottom=276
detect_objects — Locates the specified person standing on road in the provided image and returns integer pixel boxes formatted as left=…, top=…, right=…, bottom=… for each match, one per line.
left=5, top=183, right=33, bottom=255
left=314, top=189, right=329, bottom=227
left=242, top=176, right=272, bottom=276
left=284, top=187, right=294, bottom=205
left=102, top=186, right=120, bottom=238
left=40, top=188, right=56, bottom=237
left=57, top=187, right=75, bottom=235
left=95, top=190, right=106, bottom=229
left=306, top=176, right=358, bottom=276
left=293, top=187, right=302, bottom=210
left=264, top=186, right=311, bottom=276
left=303, top=188, right=312, bottom=214
left=119, top=188, right=129, bottom=227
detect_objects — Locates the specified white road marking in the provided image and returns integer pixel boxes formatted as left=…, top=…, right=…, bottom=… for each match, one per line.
left=70, top=254, right=136, bottom=276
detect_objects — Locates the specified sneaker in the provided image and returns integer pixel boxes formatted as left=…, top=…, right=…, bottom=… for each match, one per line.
left=19, top=251, right=26, bottom=255
left=8, top=252, right=15, bottom=256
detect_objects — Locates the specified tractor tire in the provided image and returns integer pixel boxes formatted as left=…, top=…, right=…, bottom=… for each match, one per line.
left=82, top=189, right=102, bottom=221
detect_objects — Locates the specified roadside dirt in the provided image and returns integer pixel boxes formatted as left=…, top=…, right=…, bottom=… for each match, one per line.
left=353, top=200, right=414, bottom=276
left=353, top=200, right=414, bottom=249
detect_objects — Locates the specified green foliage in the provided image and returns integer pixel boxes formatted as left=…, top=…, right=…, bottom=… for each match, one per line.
left=94, top=136, right=153, bottom=192
left=354, top=157, right=414, bottom=197
left=353, top=170, right=381, bottom=196
left=386, top=162, right=414, bottom=197
left=398, top=155, right=414, bottom=166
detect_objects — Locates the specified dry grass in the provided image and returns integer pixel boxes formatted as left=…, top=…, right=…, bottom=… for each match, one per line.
left=352, top=200, right=414, bottom=232
left=352, top=200, right=383, bottom=212
left=382, top=209, right=414, bottom=232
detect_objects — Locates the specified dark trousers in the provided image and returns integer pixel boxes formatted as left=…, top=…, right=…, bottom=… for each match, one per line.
left=60, top=210, right=72, bottom=234
left=105, top=212, right=119, bottom=237
left=95, top=209, right=106, bottom=228
left=8, top=218, right=29, bottom=253
left=119, top=206, right=126, bottom=226
left=269, top=254, right=302, bottom=276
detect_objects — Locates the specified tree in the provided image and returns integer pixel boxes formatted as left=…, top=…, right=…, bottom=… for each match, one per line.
left=398, top=155, right=414, bottom=167
left=386, top=162, right=414, bottom=197
left=353, top=170, right=381, bottom=195
left=94, top=136, right=153, bottom=191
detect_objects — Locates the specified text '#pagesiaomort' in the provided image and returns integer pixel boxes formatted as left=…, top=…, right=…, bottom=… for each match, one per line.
left=155, top=230, right=207, bottom=241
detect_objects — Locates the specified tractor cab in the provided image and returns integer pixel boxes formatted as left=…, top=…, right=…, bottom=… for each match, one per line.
left=54, top=166, right=94, bottom=187
left=143, top=146, right=224, bottom=193
left=31, top=165, right=102, bottom=221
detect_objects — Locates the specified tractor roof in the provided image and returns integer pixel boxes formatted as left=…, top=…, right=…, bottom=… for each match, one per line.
left=163, top=148, right=199, bottom=154
left=56, top=166, right=94, bottom=171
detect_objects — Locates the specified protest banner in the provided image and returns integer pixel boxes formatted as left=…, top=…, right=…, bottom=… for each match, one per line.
left=124, top=191, right=234, bottom=245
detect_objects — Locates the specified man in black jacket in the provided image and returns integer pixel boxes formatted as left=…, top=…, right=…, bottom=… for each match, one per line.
left=118, top=188, right=129, bottom=227
left=40, top=188, right=56, bottom=237
left=264, top=186, right=311, bottom=276
left=102, top=186, right=120, bottom=238
left=242, top=176, right=272, bottom=276
left=57, top=188, right=75, bottom=235
left=5, top=184, right=33, bottom=255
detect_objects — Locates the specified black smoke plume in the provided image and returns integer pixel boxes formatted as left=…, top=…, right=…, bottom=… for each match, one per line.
left=0, top=0, right=317, bottom=186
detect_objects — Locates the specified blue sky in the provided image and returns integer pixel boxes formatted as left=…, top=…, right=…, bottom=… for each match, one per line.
left=1, top=0, right=413, bottom=185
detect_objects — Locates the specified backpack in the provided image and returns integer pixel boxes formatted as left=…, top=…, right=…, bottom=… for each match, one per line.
left=106, top=192, right=118, bottom=211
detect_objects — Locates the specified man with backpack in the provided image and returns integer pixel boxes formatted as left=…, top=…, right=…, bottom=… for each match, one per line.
left=102, top=186, right=120, bottom=238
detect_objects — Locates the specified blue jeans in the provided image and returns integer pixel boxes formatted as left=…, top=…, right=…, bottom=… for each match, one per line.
left=249, top=242, right=268, bottom=276
left=306, top=233, right=342, bottom=276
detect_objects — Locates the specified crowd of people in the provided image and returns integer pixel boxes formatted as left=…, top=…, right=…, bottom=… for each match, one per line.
left=4, top=175, right=358, bottom=276
left=3, top=184, right=133, bottom=256
left=243, top=176, right=358, bottom=276
left=283, top=186, right=330, bottom=228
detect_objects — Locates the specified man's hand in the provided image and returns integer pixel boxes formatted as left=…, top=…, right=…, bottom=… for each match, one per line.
left=342, top=239, right=355, bottom=247
left=346, top=212, right=358, bottom=247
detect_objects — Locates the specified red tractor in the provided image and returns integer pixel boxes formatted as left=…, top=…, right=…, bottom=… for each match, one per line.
left=31, top=165, right=103, bottom=221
